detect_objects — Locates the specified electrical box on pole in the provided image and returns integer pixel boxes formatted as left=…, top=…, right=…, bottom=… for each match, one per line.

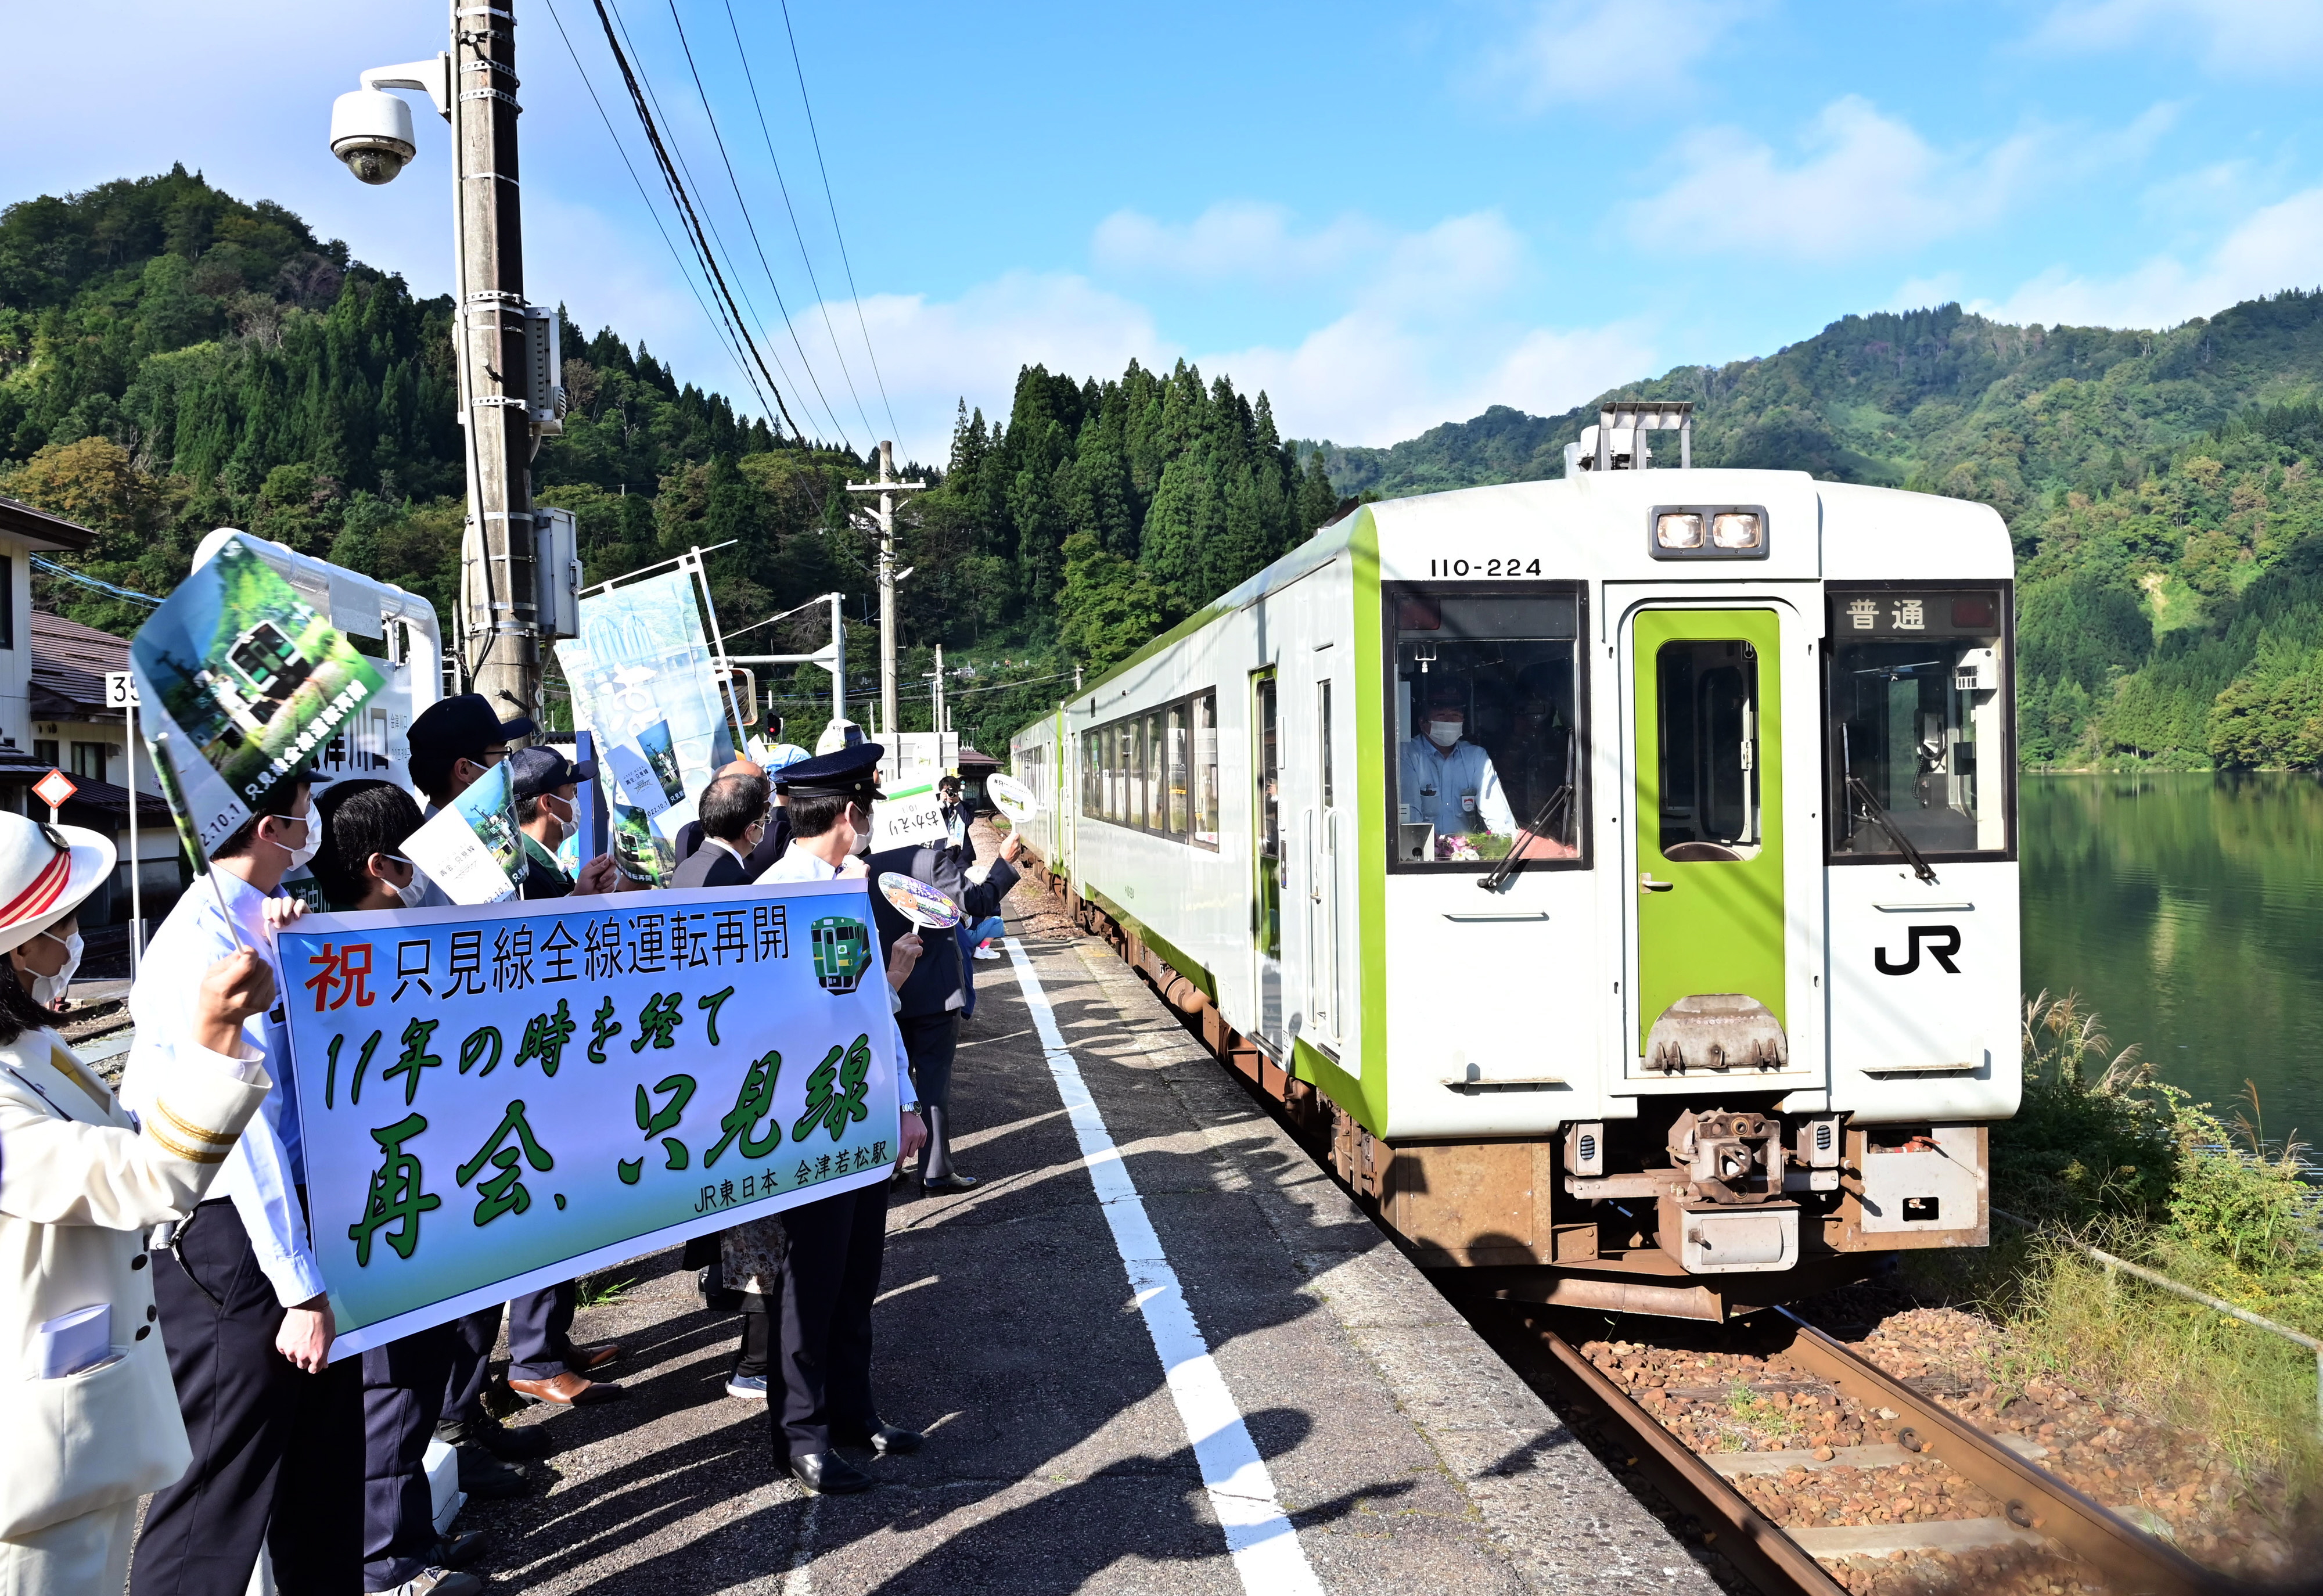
left=532, top=506, right=582, bottom=639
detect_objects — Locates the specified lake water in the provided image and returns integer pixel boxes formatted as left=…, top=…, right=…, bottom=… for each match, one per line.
left=2021, top=772, right=2323, bottom=1146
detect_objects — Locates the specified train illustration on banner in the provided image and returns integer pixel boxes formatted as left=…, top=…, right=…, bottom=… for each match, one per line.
left=1006, top=402, right=2018, bottom=1320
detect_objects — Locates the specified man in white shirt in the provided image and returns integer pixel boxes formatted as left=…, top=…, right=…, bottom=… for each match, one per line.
left=1398, top=680, right=1517, bottom=857
left=124, top=770, right=365, bottom=1596
left=754, top=745, right=931, bottom=1494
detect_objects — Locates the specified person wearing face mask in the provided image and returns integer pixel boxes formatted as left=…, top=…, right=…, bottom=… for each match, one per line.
left=1, top=809, right=286, bottom=1596
left=508, top=746, right=595, bottom=900
left=122, top=770, right=372, bottom=1596
left=310, top=781, right=431, bottom=914
left=1398, top=678, right=1517, bottom=859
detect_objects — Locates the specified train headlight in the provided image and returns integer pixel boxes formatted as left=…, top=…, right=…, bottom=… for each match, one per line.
left=1711, top=511, right=1762, bottom=549
left=1655, top=512, right=1703, bottom=549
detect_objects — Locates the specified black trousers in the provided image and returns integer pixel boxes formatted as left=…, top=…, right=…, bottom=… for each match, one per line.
left=135, top=1200, right=361, bottom=1596
left=900, top=1011, right=961, bottom=1181
left=771, top=1180, right=889, bottom=1458
left=441, top=1282, right=574, bottom=1423
left=362, top=1325, right=455, bottom=1589
left=735, top=1299, right=771, bottom=1379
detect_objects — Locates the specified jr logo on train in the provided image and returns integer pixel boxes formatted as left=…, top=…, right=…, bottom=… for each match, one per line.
left=1008, top=402, right=2017, bottom=1321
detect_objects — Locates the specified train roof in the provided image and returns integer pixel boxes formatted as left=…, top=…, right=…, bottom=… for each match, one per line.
left=1023, top=470, right=2012, bottom=740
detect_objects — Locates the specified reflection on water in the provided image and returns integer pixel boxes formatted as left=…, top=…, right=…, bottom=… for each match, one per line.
left=2022, top=772, right=2323, bottom=1144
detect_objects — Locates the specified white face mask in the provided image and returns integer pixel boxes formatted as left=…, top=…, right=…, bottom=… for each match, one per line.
left=274, top=809, right=319, bottom=871
left=544, top=793, right=576, bottom=846
left=383, top=855, right=429, bottom=910
left=30, top=929, right=82, bottom=1008
left=1426, top=719, right=1463, bottom=748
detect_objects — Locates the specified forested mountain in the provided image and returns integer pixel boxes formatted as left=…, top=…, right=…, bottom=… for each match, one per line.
left=1299, top=299, right=2323, bottom=768
left=0, top=169, right=1337, bottom=753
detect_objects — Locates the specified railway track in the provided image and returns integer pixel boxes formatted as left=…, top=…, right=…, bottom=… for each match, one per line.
left=1016, top=864, right=2275, bottom=1596
left=1461, top=1295, right=2249, bottom=1596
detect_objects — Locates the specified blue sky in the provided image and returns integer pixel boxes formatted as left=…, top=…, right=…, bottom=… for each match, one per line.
left=6, top=1, right=2322, bottom=462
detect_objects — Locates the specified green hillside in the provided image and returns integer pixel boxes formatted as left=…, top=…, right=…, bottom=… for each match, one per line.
left=1298, top=299, right=2323, bottom=768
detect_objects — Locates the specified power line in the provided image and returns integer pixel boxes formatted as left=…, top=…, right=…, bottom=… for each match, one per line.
left=541, top=0, right=770, bottom=421
left=602, top=0, right=828, bottom=439
left=775, top=0, right=904, bottom=444
left=660, top=0, right=861, bottom=449
left=718, top=0, right=879, bottom=448
left=588, top=0, right=806, bottom=439
left=31, top=556, right=158, bottom=608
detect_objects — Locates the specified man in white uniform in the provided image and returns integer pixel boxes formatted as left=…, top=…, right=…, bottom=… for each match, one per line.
left=1398, top=681, right=1516, bottom=854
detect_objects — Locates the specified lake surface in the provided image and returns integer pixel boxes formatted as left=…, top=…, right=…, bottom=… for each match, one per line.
left=2021, top=772, right=2323, bottom=1145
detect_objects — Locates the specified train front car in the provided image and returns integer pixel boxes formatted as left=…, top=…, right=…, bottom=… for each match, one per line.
left=1015, top=404, right=2020, bottom=1321
left=1371, top=448, right=2018, bottom=1320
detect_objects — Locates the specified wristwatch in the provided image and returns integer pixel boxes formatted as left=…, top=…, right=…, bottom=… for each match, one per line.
left=900, top=1101, right=922, bottom=1116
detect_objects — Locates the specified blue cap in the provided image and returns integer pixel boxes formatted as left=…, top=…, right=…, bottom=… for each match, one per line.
left=772, top=742, right=886, bottom=801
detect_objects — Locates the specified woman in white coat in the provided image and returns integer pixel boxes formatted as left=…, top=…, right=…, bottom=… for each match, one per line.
left=0, top=814, right=281, bottom=1594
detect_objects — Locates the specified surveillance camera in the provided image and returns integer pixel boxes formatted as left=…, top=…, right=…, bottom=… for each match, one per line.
left=329, top=87, right=416, bottom=185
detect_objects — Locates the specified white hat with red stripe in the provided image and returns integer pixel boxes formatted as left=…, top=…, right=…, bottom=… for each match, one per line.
left=0, top=813, right=116, bottom=955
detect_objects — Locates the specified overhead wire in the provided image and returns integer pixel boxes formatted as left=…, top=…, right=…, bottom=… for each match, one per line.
left=540, top=0, right=769, bottom=420
left=663, top=0, right=865, bottom=451
left=715, top=0, right=879, bottom=448
left=774, top=0, right=904, bottom=444
left=589, top=0, right=807, bottom=440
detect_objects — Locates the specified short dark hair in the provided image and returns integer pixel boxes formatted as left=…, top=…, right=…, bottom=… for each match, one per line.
left=311, top=780, right=423, bottom=909
left=212, top=773, right=314, bottom=861
left=786, top=792, right=856, bottom=839
left=699, top=772, right=769, bottom=842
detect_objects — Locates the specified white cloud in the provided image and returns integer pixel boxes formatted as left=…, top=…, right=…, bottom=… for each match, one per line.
left=1483, top=0, right=1756, bottom=110
left=1624, top=96, right=2043, bottom=261
left=1092, top=202, right=1381, bottom=285
left=2031, top=0, right=2323, bottom=75
left=1977, top=183, right=2323, bottom=329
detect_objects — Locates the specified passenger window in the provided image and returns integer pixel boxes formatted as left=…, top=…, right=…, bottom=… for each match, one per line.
left=1192, top=692, right=1219, bottom=849
left=1657, top=639, right=1760, bottom=861
left=1826, top=589, right=2011, bottom=858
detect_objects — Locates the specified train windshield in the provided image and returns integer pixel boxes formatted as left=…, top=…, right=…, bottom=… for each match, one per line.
left=1389, top=587, right=1582, bottom=869
left=1826, top=588, right=2011, bottom=860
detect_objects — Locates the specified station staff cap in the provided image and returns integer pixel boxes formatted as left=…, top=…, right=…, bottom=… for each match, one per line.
left=772, top=743, right=886, bottom=802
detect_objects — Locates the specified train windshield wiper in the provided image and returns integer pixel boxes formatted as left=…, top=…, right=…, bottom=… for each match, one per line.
left=1846, top=774, right=1939, bottom=885
left=1479, top=782, right=1574, bottom=894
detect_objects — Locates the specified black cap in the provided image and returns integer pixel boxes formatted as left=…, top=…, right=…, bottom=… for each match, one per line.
left=509, top=745, right=596, bottom=801
left=772, top=742, right=886, bottom=802
left=409, top=693, right=536, bottom=761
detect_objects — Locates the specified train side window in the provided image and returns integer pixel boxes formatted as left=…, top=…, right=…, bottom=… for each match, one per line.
left=1826, top=588, right=2012, bottom=860
left=1388, top=584, right=1584, bottom=871
left=1164, top=706, right=1189, bottom=837
left=1656, top=639, right=1760, bottom=860
left=1192, top=692, right=1220, bottom=849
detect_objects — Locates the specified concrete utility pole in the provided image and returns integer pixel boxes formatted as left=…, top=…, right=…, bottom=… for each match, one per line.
left=929, top=644, right=946, bottom=734
left=846, top=441, right=925, bottom=740
left=452, top=0, right=540, bottom=727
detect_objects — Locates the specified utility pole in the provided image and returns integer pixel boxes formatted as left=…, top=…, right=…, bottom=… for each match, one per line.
left=846, top=441, right=925, bottom=741
left=930, top=644, right=946, bottom=734
left=452, top=0, right=539, bottom=728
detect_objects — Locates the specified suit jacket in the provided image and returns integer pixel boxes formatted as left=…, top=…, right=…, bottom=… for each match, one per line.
left=670, top=837, right=751, bottom=890
left=865, top=843, right=1019, bottom=1018
left=677, top=813, right=793, bottom=875
left=0, top=1027, right=268, bottom=1536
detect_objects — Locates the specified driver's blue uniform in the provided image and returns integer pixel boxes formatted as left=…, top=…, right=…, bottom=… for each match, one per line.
left=1398, top=737, right=1516, bottom=836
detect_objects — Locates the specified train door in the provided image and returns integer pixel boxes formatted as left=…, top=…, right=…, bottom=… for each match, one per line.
left=1626, top=608, right=1787, bottom=1072
left=1305, top=675, right=1342, bottom=1045
left=1252, top=670, right=1286, bottom=1054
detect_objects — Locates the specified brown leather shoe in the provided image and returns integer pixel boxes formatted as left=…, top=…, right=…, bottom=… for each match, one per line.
left=565, top=1340, right=622, bottom=1374
left=508, top=1371, right=625, bottom=1406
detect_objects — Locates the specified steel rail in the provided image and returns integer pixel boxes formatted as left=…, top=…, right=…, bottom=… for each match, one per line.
left=1768, top=1306, right=2234, bottom=1596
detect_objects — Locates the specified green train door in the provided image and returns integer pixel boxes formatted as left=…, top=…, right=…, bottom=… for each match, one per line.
left=1629, top=609, right=1787, bottom=1071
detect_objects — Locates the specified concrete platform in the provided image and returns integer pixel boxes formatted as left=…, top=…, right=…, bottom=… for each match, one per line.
left=448, top=921, right=1719, bottom=1594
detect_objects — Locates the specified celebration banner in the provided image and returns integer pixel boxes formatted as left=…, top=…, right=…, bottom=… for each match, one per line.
left=282, top=880, right=897, bottom=1358
left=130, top=534, right=387, bottom=852
left=556, top=570, right=736, bottom=800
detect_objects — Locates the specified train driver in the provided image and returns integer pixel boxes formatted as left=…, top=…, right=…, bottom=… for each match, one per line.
left=1400, top=680, right=1517, bottom=857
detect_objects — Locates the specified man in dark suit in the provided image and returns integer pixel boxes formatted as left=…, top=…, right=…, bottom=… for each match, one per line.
left=866, top=821, right=1024, bottom=1189
left=671, top=772, right=769, bottom=889
left=674, top=759, right=793, bottom=875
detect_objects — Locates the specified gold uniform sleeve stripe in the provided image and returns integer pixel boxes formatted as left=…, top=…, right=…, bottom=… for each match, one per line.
left=143, top=1115, right=231, bottom=1164
left=150, top=1096, right=241, bottom=1150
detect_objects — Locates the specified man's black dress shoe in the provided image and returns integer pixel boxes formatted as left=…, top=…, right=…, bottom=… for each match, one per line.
left=832, top=1421, right=924, bottom=1457
left=437, top=1415, right=550, bottom=1460
left=432, top=1531, right=488, bottom=1569
left=789, top=1451, right=874, bottom=1494
left=920, top=1173, right=980, bottom=1192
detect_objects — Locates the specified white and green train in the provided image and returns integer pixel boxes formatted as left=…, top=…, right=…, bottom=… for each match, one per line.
left=1008, top=404, right=2017, bottom=1320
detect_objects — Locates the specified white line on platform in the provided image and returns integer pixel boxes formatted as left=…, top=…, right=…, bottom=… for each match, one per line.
left=1006, top=937, right=1326, bottom=1596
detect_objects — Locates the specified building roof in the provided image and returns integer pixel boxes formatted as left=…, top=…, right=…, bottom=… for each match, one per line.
left=0, top=495, right=95, bottom=553
left=30, top=610, right=130, bottom=723
left=57, top=777, right=174, bottom=828
left=956, top=746, right=999, bottom=772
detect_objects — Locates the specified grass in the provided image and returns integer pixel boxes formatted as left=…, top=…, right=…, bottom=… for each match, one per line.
left=1904, top=991, right=2323, bottom=1513
left=576, top=1273, right=638, bottom=1308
